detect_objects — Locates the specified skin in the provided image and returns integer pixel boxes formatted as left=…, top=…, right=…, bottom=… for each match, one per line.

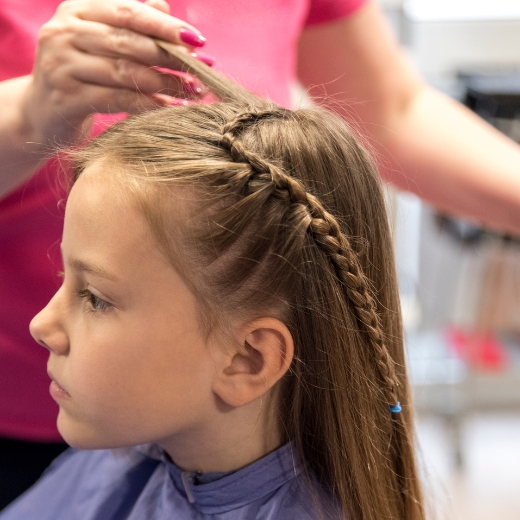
left=298, top=2, right=520, bottom=234
left=29, top=166, right=293, bottom=473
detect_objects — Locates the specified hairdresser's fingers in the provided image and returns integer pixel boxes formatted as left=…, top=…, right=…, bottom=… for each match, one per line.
left=72, top=21, right=192, bottom=70
left=22, top=0, right=208, bottom=149
left=144, top=0, right=171, bottom=14
left=72, top=81, right=165, bottom=115
left=22, top=79, right=163, bottom=149
left=58, top=0, right=205, bottom=47
left=68, top=53, right=200, bottom=99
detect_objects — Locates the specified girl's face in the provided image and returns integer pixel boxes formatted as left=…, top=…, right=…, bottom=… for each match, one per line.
left=30, top=169, right=219, bottom=450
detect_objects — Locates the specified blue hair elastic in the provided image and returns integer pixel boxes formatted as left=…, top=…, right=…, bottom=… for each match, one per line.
left=388, top=402, right=402, bottom=413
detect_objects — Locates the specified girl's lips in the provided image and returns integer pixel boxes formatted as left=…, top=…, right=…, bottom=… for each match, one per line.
left=48, top=373, right=71, bottom=400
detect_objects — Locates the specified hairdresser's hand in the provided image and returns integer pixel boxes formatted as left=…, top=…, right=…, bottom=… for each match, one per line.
left=21, top=0, right=210, bottom=149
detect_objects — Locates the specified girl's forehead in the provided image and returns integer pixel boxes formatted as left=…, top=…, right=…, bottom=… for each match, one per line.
left=65, top=173, right=187, bottom=286
left=72, top=162, right=133, bottom=203
left=75, top=160, right=200, bottom=217
left=65, top=174, right=156, bottom=260
left=67, top=165, right=194, bottom=274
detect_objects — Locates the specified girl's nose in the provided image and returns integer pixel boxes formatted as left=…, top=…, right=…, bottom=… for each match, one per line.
left=29, top=291, right=69, bottom=355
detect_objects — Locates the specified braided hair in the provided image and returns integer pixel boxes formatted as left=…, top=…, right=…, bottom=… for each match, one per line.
left=70, top=49, right=424, bottom=520
left=220, top=110, right=400, bottom=412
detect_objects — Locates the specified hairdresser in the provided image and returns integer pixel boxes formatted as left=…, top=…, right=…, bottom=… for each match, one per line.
left=2, top=0, right=520, bottom=509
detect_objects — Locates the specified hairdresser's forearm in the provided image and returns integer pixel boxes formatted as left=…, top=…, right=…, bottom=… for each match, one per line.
left=378, top=86, right=520, bottom=235
left=297, top=2, right=520, bottom=235
left=0, top=76, right=50, bottom=198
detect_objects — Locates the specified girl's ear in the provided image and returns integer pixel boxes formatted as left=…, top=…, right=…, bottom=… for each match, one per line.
left=212, top=318, right=294, bottom=408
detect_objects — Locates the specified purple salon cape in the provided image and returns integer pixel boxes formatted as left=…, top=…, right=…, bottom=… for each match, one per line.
left=0, top=442, right=338, bottom=519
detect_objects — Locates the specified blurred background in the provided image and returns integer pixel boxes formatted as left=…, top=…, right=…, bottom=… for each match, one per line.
left=375, top=0, right=520, bottom=518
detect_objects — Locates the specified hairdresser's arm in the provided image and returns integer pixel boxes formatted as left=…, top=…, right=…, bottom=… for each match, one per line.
left=0, top=0, right=202, bottom=198
left=297, top=1, right=520, bottom=235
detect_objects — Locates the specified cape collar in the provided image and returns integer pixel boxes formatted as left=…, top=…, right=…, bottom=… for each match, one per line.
left=142, top=443, right=302, bottom=515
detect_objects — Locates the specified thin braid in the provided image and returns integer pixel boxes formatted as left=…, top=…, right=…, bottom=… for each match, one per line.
left=220, top=112, right=400, bottom=409
left=221, top=109, right=289, bottom=139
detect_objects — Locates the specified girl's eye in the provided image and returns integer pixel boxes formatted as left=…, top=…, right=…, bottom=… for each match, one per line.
left=77, top=289, right=112, bottom=313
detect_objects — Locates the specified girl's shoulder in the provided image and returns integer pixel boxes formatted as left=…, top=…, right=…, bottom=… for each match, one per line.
left=0, top=447, right=161, bottom=520
left=272, top=476, right=341, bottom=520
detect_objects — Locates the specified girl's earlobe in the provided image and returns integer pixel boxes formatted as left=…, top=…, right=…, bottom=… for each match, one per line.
left=212, top=318, right=294, bottom=408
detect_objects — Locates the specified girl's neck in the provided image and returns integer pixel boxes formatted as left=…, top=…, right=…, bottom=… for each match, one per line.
left=158, top=397, right=281, bottom=474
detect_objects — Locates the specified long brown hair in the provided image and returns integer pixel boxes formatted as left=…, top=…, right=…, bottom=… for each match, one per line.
left=70, top=45, right=424, bottom=520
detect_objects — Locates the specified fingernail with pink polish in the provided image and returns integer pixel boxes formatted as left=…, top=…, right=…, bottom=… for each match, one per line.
left=180, top=28, right=206, bottom=47
left=190, top=51, right=215, bottom=67
left=165, top=97, right=190, bottom=106
left=183, top=80, right=206, bottom=97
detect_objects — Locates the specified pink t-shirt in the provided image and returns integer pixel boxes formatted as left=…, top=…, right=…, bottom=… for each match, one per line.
left=0, top=0, right=367, bottom=441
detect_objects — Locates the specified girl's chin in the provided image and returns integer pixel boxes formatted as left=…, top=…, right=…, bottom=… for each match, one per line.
left=57, top=417, right=149, bottom=451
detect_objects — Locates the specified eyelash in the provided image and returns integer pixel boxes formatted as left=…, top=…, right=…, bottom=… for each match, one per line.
left=77, top=289, right=112, bottom=313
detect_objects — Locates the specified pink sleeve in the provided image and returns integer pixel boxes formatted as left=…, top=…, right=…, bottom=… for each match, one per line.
left=305, top=0, right=368, bottom=26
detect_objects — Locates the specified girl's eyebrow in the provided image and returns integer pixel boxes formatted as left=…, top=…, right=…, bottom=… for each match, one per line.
left=59, top=244, right=119, bottom=281
left=67, top=257, right=119, bottom=282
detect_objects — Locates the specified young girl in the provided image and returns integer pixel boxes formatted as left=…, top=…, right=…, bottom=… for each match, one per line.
left=0, top=48, right=424, bottom=520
